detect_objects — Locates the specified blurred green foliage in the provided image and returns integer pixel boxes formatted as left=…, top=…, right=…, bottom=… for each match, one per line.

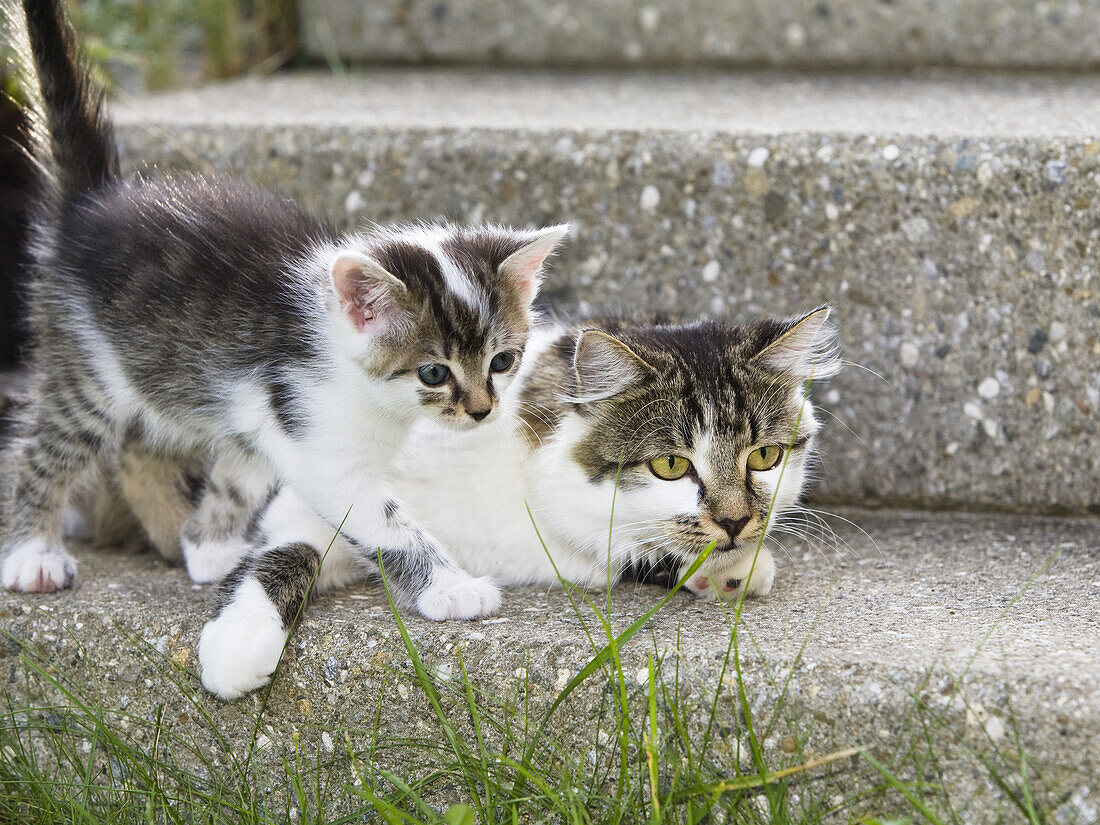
left=70, top=0, right=298, bottom=91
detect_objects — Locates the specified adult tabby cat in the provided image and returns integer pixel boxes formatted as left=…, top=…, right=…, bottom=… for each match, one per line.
left=113, top=309, right=840, bottom=699
left=0, top=0, right=567, bottom=621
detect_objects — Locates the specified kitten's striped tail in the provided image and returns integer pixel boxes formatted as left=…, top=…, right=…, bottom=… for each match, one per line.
left=7, top=0, right=119, bottom=199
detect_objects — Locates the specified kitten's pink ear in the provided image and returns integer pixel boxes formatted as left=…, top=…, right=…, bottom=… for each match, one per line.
left=572, top=329, right=653, bottom=402
left=751, top=306, right=842, bottom=380
left=499, top=224, right=570, bottom=303
left=330, top=252, right=408, bottom=335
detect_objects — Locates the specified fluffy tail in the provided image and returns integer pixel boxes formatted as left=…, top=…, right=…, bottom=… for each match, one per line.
left=0, top=75, right=34, bottom=368
left=17, top=0, right=118, bottom=197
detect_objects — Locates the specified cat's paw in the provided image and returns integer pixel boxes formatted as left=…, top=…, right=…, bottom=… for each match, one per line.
left=416, top=570, right=501, bottom=621
left=182, top=536, right=253, bottom=584
left=2, top=537, right=77, bottom=593
left=686, top=547, right=775, bottom=601
left=198, top=580, right=287, bottom=700
left=740, top=548, right=776, bottom=597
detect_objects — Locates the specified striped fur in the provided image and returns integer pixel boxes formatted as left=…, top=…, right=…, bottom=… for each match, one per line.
left=0, top=0, right=568, bottom=619
left=106, top=309, right=839, bottom=699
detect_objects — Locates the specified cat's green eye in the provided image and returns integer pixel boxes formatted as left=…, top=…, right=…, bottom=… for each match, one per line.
left=489, top=351, right=515, bottom=373
left=746, top=445, right=783, bottom=472
left=649, top=455, right=692, bottom=481
left=417, top=364, right=450, bottom=386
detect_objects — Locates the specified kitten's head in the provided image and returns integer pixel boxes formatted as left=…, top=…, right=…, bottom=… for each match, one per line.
left=328, top=223, right=568, bottom=428
left=562, top=308, right=840, bottom=595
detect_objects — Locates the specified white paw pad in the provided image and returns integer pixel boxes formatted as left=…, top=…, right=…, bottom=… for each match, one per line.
left=182, top=535, right=253, bottom=584
left=685, top=547, right=776, bottom=601
left=198, top=579, right=287, bottom=700
left=417, top=570, right=502, bottom=621
left=2, top=537, right=77, bottom=593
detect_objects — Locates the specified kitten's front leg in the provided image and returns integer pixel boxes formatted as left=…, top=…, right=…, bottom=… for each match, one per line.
left=288, top=459, right=500, bottom=620
left=346, top=499, right=502, bottom=621
left=198, top=542, right=320, bottom=700
left=198, top=488, right=366, bottom=699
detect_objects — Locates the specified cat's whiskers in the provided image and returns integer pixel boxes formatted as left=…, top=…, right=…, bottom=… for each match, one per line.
left=757, top=372, right=795, bottom=417
left=503, top=409, right=544, bottom=449
left=795, top=505, right=880, bottom=560
left=771, top=508, right=864, bottom=563
left=625, top=415, right=679, bottom=445
left=840, top=357, right=889, bottom=385
left=770, top=523, right=844, bottom=563
left=513, top=399, right=557, bottom=430
left=621, top=397, right=674, bottom=427
left=811, top=406, right=867, bottom=449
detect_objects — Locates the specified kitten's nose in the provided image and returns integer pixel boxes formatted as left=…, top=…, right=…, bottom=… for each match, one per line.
left=716, top=516, right=750, bottom=540
left=469, top=408, right=491, bottom=421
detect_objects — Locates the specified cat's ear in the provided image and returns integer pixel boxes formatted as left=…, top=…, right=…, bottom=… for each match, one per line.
left=751, top=306, right=841, bottom=380
left=329, top=252, right=408, bottom=335
left=572, top=329, right=654, bottom=402
left=499, top=224, right=570, bottom=303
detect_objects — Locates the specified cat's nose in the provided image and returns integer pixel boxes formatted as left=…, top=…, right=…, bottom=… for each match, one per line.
left=468, top=408, right=491, bottom=421
left=716, top=516, right=750, bottom=540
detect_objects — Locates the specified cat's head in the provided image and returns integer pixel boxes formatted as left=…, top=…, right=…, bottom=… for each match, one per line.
left=560, top=308, right=840, bottom=594
left=327, top=223, right=568, bottom=428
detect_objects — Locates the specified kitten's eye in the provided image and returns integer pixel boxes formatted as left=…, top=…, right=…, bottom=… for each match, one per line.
left=649, top=455, right=692, bottom=480
left=417, top=364, right=450, bottom=386
left=746, top=445, right=783, bottom=472
left=489, top=351, right=515, bottom=373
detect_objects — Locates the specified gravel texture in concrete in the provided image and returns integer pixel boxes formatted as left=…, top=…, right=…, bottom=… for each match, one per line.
left=298, top=0, right=1100, bottom=70
left=111, top=72, right=1100, bottom=513
left=2, top=510, right=1098, bottom=821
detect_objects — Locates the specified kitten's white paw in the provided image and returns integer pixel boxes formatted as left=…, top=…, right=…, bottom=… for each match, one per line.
left=2, top=537, right=77, bottom=593
left=198, top=579, right=287, bottom=700
left=416, top=570, right=501, bottom=621
left=182, top=536, right=252, bottom=584
left=686, top=547, right=775, bottom=601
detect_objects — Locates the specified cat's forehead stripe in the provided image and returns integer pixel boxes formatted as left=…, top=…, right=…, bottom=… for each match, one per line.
left=372, top=238, right=501, bottom=357
left=427, top=239, right=488, bottom=316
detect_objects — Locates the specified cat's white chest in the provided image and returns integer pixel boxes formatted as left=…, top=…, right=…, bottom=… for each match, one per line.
left=392, top=419, right=559, bottom=583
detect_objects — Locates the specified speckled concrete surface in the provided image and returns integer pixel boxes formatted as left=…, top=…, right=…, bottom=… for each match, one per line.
left=111, top=72, right=1100, bottom=513
left=2, top=511, right=1098, bottom=820
left=299, top=0, right=1100, bottom=70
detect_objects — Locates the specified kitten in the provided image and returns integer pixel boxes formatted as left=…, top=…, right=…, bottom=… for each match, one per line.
left=0, top=0, right=568, bottom=622
left=113, top=309, right=839, bottom=699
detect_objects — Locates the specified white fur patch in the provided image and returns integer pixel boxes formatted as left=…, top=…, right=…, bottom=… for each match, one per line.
left=198, top=578, right=287, bottom=700
left=402, top=226, right=486, bottom=314
left=416, top=568, right=502, bottom=621
left=61, top=505, right=94, bottom=542
left=182, top=536, right=253, bottom=584
left=436, top=245, right=484, bottom=313
left=686, top=546, right=776, bottom=600
left=1, top=536, right=77, bottom=593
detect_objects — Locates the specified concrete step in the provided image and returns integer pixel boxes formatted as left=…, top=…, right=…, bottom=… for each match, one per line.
left=111, top=70, right=1100, bottom=514
left=298, top=0, right=1100, bottom=71
left=3, top=510, right=1098, bottom=821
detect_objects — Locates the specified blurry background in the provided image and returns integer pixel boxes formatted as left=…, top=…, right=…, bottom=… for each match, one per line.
left=53, top=0, right=298, bottom=91
left=15, top=0, right=1100, bottom=92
